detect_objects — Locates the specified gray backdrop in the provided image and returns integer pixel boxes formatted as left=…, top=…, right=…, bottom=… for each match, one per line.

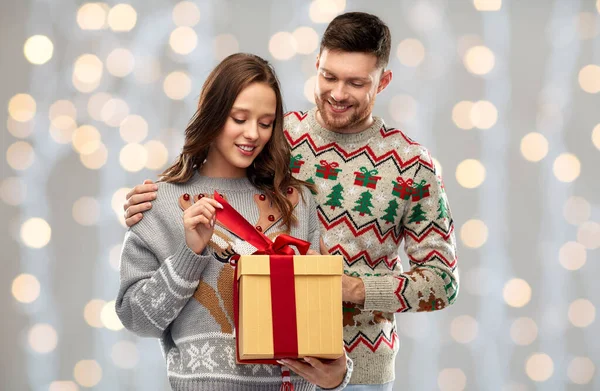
left=1, top=0, right=599, bottom=390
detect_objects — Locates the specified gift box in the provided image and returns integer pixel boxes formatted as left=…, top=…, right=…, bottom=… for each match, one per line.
left=353, top=167, right=381, bottom=189
left=289, top=154, right=305, bottom=174
left=392, top=176, right=414, bottom=200
left=213, top=192, right=344, bottom=364
left=411, top=179, right=430, bottom=201
left=237, top=254, right=343, bottom=360
left=315, top=160, right=341, bottom=180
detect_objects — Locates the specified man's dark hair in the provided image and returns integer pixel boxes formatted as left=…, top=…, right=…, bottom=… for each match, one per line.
left=320, top=12, right=391, bottom=68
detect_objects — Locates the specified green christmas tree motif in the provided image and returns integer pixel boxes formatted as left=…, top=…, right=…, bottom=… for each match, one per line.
left=352, top=191, right=374, bottom=216
left=407, top=203, right=427, bottom=224
left=381, top=198, right=399, bottom=224
left=305, top=177, right=317, bottom=195
left=325, top=183, right=344, bottom=210
left=437, top=197, right=449, bottom=220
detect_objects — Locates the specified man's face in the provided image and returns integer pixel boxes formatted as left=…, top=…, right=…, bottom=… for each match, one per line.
left=314, top=49, right=391, bottom=133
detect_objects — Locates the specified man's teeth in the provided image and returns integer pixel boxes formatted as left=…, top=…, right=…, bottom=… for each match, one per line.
left=238, top=145, right=255, bottom=152
left=331, top=102, right=349, bottom=110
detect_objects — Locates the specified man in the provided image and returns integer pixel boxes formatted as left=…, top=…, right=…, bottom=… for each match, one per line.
left=124, top=12, right=458, bottom=390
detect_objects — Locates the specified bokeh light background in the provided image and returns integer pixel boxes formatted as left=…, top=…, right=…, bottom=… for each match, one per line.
left=2, top=0, right=599, bottom=390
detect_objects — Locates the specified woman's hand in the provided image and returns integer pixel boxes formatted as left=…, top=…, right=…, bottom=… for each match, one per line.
left=278, top=354, right=347, bottom=389
left=183, top=197, right=223, bottom=254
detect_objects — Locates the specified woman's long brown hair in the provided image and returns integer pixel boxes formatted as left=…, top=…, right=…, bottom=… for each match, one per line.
left=160, top=53, right=314, bottom=229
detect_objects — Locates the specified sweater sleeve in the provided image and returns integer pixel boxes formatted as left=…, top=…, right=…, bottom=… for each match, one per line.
left=362, top=155, right=459, bottom=313
left=115, top=230, right=212, bottom=337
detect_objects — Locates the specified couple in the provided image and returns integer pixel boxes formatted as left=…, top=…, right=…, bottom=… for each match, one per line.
left=117, top=12, right=459, bottom=391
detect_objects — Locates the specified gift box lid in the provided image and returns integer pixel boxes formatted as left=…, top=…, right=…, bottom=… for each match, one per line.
left=237, top=255, right=343, bottom=278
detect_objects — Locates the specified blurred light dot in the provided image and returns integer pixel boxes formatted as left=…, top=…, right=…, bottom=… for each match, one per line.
left=84, top=299, right=106, bottom=328
left=457, top=35, right=483, bottom=58
left=49, top=100, right=77, bottom=122
left=101, top=98, right=129, bottom=127
left=432, top=157, right=443, bottom=176
left=470, top=100, right=498, bottom=129
left=510, top=317, right=538, bottom=345
left=28, top=324, right=58, bottom=353
left=526, top=353, right=554, bottom=382
left=577, top=12, right=599, bottom=40
left=7, top=141, right=35, bottom=170
left=293, top=27, right=319, bottom=54
left=568, top=357, right=595, bottom=385
left=173, top=1, right=201, bottom=27
left=568, top=299, right=595, bottom=328
left=108, top=3, right=137, bottom=32
left=120, top=143, right=148, bottom=172
left=396, top=38, right=425, bottom=67
left=309, top=0, right=346, bottom=23
left=24, top=35, right=54, bottom=65
left=473, top=0, right=502, bottom=11
left=464, top=45, right=495, bottom=75
left=214, top=34, right=239, bottom=61
left=73, top=54, right=103, bottom=85
left=578, top=64, right=600, bottom=93
left=438, top=368, right=467, bottom=391
left=72, top=197, right=100, bottom=226
left=101, top=300, right=124, bottom=330
left=553, top=153, right=580, bottom=182
left=593, top=124, right=600, bottom=150
left=455, top=159, right=485, bottom=189
left=503, top=278, right=531, bottom=308
left=559, top=241, right=587, bottom=271
left=80, top=142, right=108, bottom=170
left=21, top=218, right=51, bottom=248
left=87, top=92, right=112, bottom=121
left=0, top=177, right=27, bottom=206
left=7, top=117, right=34, bottom=138
left=597, top=0, right=600, bottom=14
left=74, top=360, right=102, bottom=387
left=49, top=115, right=77, bottom=144
left=72, top=125, right=101, bottom=155
left=12, top=274, right=40, bottom=303
left=452, top=101, right=474, bottom=130
left=49, top=381, right=79, bottom=391
left=269, top=32, right=297, bottom=60
left=169, top=26, right=198, bottom=55
left=563, top=196, right=591, bottom=225
left=8, top=93, right=36, bottom=122
left=304, top=76, right=317, bottom=104
left=77, top=3, right=107, bottom=30
left=120, top=115, right=148, bottom=143
left=460, top=219, right=488, bottom=248
left=389, top=95, right=417, bottom=123
left=520, top=132, right=548, bottom=162
left=106, top=48, right=135, bottom=77
left=134, top=56, right=161, bottom=84
left=109, top=244, right=122, bottom=270
left=145, top=140, right=169, bottom=170
left=577, top=221, right=600, bottom=250
left=111, top=341, right=139, bottom=369
left=450, top=315, right=478, bottom=343
left=163, top=71, right=191, bottom=100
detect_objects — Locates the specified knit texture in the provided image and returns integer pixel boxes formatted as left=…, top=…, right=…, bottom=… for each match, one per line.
left=284, top=108, right=459, bottom=384
left=116, top=174, right=353, bottom=391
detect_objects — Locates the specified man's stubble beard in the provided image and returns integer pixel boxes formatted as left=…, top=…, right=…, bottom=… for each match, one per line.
left=315, top=93, right=376, bottom=132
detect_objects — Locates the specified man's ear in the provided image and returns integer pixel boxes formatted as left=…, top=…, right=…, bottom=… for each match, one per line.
left=315, top=54, right=320, bottom=70
left=376, top=69, right=393, bottom=94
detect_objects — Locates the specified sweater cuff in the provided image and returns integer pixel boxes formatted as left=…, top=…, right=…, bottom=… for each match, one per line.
left=168, top=242, right=211, bottom=283
left=320, top=355, right=354, bottom=391
left=362, top=276, right=396, bottom=312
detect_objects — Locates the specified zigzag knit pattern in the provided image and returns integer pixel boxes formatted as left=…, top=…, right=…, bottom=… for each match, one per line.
left=284, top=108, right=459, bottom=385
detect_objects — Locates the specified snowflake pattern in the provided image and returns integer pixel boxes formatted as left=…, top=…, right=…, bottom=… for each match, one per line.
left=251, top=364, right=274, bottom=375
left=187, top=342, right=218, bottom=372
left=151, top=292, right=166, bottom=309
left=223, top=346, right=236, bottom=369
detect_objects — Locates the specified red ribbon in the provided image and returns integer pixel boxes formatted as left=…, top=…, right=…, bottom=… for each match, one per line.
left=214, top=191, right=309, bottom=364
left=396, top=176, right=414, bottom=187
left=319, top=159, right=339, bottom=169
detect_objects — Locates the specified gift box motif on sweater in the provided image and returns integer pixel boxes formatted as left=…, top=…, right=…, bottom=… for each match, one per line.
left=289, top=154, right=305, bottom=174
left=391, top=176, right=414, bottom=200
left=314, top=159, right=341, bottom=180
left=353, top=166, right=381, bottom=189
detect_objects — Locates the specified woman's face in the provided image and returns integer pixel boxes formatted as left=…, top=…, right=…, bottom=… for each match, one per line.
left=205, top=82, right=276, bottom=178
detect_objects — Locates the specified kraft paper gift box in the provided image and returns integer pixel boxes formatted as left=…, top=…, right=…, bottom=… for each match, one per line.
left=236, top=254, right=344, bottom=361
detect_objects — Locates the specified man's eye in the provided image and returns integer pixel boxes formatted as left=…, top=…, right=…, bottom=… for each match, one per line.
left=351, top=83, right=364, bottom=88
left=323, top=75, right=335, bottom=81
